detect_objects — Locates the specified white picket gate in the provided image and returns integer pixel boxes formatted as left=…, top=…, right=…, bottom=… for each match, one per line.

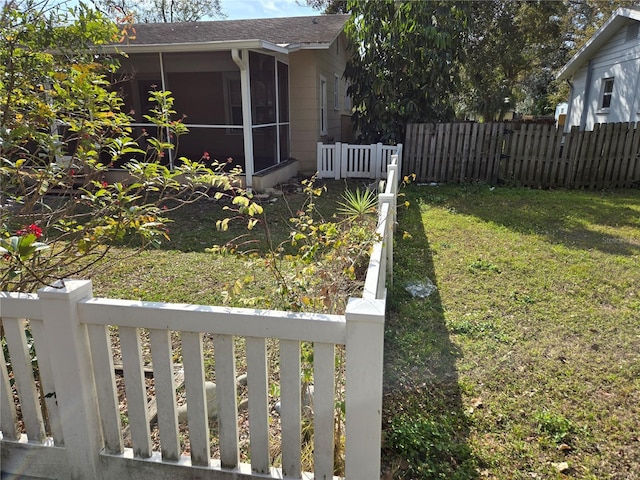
left=0, top=156, right=401, bottom=480
left=317, top=142, right=403, bottom=180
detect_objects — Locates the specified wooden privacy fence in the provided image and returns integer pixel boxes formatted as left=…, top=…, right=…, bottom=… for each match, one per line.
left=317, top=142, right=403, bottom=180
left=404, top=122, right=640, bottom=189
left=0, top=156, right=401, bottom=480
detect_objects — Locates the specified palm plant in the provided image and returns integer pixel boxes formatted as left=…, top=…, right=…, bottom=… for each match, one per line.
left=336, top=187, right=377, bottom=223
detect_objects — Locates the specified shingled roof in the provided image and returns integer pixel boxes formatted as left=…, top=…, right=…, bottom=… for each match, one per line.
left=125, top=14, right=350, bottom=48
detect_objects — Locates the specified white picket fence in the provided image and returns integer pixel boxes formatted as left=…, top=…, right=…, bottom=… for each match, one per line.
left=317, top=142, right=403, bottom=180
left=0, top=156, right=401, bottom=480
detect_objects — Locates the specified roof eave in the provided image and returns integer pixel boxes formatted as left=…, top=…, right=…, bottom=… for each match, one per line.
left=99, top=39, right=289, bottom=55
left=557, top=7, right=640, bottom=81
left=272, top=42, right=330, bottom=52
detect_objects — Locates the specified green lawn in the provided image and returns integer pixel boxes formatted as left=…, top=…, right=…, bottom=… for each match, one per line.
left=383, top=184, right=639, bottom=479
left=88, top=182, right=640, bottom=479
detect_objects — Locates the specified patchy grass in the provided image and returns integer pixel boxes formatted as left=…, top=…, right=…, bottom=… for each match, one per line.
left=383, top=184, right=640, bottom=479
left=89, top=179, right=367, bottom=307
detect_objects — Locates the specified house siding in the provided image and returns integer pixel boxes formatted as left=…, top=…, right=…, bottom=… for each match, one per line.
left=289, top=49, right=319, bottom=173
left=566, top=19, right=640, bottom=131
left=289, top=33, right=351, bottom=174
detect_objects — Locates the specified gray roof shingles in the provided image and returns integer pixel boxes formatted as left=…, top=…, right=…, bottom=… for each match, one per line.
left=127, top=14, right=350, bottom=46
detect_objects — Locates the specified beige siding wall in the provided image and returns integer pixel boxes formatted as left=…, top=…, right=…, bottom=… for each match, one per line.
left=316, top=32, right=350, bottom=141
left=289, top=33, right=351, bottom=174
left=289, top=49, right=318, bottom=173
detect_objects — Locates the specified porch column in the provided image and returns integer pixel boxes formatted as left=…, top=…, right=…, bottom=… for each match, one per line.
left=232, top=49, right=254, bottom=189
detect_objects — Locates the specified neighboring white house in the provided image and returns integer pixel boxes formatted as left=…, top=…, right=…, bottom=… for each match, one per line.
left=557, top=7, right=640, bottom=132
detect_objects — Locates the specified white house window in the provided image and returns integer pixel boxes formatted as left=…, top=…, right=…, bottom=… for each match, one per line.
left=334, top=74, right=340, bottom=110
left=344, top=80, right=351, bottom=111
left=601, top=77, right=614, bottom=109
left=320, top=75, right=327, bottom=135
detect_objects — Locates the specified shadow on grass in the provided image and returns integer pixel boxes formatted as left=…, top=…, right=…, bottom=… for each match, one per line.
left=381, top=199, right=479, bottom=479
left=413, top=184, right=640, bottom=256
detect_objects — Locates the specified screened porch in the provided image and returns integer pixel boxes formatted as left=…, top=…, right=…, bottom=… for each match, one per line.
left=111, top=49, right=291, bottom=187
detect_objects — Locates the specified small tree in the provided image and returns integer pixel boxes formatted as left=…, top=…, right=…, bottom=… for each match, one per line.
left=0, top=1, right=257, bottom=292
left=344, top=0, right=468, bottom=144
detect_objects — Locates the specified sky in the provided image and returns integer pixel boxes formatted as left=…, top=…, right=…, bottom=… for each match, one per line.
left=57, top=1, right=322, bottom=20
left=220, top=0, right=321, bottom=20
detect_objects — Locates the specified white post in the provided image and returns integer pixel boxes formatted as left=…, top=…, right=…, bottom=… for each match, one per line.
left=334, top=142, right=342, bottom=180
left=344, top=297, right=385, bottom=479
left=38, top=280, right=102, bottom=480
left=232, top=49, right=254, bottom=189
left=316, top=142, right=323, bottom=178
left=379, top=192, right=395, bottom=288
left=341, top=143, right=349, bottom=179
left=396, top=143, right=404, bottom=179
left=374, top=142, right=383, bottom=180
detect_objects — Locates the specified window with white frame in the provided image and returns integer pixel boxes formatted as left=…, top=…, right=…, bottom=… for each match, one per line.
left=344, top=80, right=351, bottom=111
left=600, top=77, right=614, bottom=109
left=334, top=74, right=340, bottom=110
left=320, top=75, right=327, bottom=135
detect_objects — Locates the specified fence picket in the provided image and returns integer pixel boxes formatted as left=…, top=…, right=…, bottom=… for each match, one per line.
left=463, top=123, right=476, bottom=181
left=280, top=339, right=302, bottom=478
left=149, top=329, right=180, bottom=462
left=535, top=125, right=549, bottom=187
left=611, top=123, right=630, bottom=187
left=119, top=326, right=152, bottom=458
left=213, top=333, right=240, bottom=468
left=432, top=123, right=444, bottom=181
left=313, top=343, right=336, bottom=479
left=87, top=324, right=123, bottom=454
left=523, top=124, right=536, bottom=185
left=415, top=124, right=428, bottom=181
left=603, top=123, right=623, bottom=188
left=578, top=124, right=598, bottom=187
left=545, top=127, right=564, bottom=187
left=530, top=125, right=544, bottom=185
left=29, top=318, right=64, bottom=445
left=425, top=124, right=437, bottom=181
left=589, top=123, right=608, bottom=189
left=2, top=317, right=45, bottom=443
left=488, top=122, right=504, bottom=183
left=472, top=123, right=487, bottom=180
left=0, top=340, right=20, bottom=440
left=627, top=123, right=640, bottom=187
left=180, top=331, right=210, bottom=467
left=246, top=336, right=270, bottom=474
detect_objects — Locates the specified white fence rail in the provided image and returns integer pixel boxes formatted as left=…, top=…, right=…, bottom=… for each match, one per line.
left=317, top=142, right=403, bottom=180
left=0, top=156, right=401, bottom=480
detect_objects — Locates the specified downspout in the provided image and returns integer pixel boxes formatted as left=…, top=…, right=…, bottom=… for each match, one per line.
left=565, top=78, right=574, bottom=133
left=579, top=59, right=594, bottom=131
left=232, top=48, right=254, bottom=190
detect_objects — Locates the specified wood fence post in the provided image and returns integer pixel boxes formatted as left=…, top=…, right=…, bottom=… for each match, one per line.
left=38, top=280, right=103, bottom=480
left=344, top=297, right=385, bottom=479
left=334, top=142, right=342, bottom=180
